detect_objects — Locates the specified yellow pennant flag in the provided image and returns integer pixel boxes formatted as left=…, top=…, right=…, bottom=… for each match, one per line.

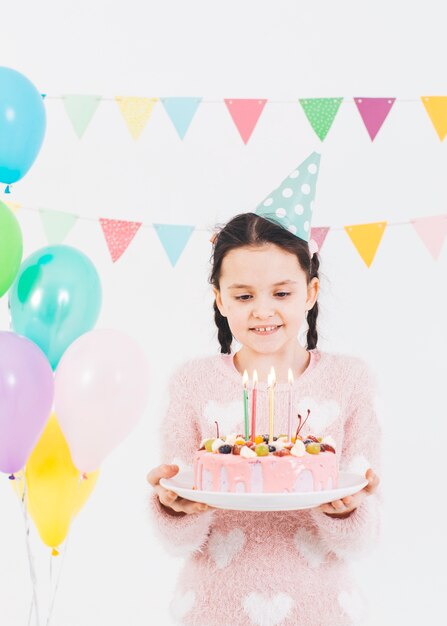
left=421, top=96, right=447, bottom=140
left=115, top=96, right=158, bottom=139
left=344, top=221, right=387, bottom=267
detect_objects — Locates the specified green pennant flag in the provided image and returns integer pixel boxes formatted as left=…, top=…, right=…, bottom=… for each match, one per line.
left=62, top=95, right=101, bottom=138
left=299, top=98, right=343, bottom=141
left=39, top=209, right=78, bottom=244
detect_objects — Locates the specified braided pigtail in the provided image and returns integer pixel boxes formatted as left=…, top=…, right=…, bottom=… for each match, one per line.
left=306, top=252, right=320, bottom=350
left=213, top=300, right=233, bottom=354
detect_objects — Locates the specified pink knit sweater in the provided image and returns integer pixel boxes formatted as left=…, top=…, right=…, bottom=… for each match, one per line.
left=149, top=349, right=382, bottom=626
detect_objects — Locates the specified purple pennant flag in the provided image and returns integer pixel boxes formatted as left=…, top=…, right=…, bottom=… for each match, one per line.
left=354, top=98, right=396, bottom=141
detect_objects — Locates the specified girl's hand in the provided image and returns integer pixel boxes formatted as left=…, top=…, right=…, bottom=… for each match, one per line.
left=317, top=468, right=380, bottom=517
left=147, top=464, right=210, bottom=516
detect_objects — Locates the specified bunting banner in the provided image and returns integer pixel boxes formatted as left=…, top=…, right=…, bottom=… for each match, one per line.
left=160, top=97, right=202, bottom=139
left=115, top=97, right=158, bottom=139
left=5, top=204, right=446, bottom=268
left=354, top=98, right=396, bottom=141
left=153, top=223, right=195, bottom=267
left=62, top=95, right=101, bottom=138
left=39, top=209, right=78, bottom=244
left=99, top=218, right=142, bottom=262
left=224, top=99, right=268, bottom=144
left=26, top=93, right=447, bottom=143
left=299, top=98, right=343, bottom=141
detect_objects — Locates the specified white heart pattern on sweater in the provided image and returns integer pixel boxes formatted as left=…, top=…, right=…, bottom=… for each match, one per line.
left=208, top=528, right=246, bottom=569
left=243, top=592, right=294, bottom=626
left=203, top=400, right=242, bottom=434
left=296, top=396, right=341, bottom=436
left=293, top=528, right=328, bottom=568
left=170, top=589, right=195, bottom=622
left=338, top=588, right=366, bottom=623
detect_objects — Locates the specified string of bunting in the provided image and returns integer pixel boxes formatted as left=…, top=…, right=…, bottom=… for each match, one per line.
left=5, top=202, right=447, bottom=268
left=36, top=95, right=447, bottom=142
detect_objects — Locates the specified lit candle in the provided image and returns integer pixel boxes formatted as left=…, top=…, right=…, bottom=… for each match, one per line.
left=268, top=366, right=276, bottom=444
left=251, top=370, right=258, bottom=441
left=243, top=370, right=249, bottom=441
left=287, top=368, right=294, bottom=441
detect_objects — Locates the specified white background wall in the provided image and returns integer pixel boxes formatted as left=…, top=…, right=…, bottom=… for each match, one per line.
left=1, top=1, right=446, bottom=625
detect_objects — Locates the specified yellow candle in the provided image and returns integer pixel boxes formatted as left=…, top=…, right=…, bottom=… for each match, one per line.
left=268, top=366, right=276, bottom=444
left=287, top=368, right=294, bottom=441
left=242, top=370, right=249, bottom=441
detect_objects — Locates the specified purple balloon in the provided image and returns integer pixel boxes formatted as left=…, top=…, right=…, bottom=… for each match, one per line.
left=0, top=331, right=54, bottom=474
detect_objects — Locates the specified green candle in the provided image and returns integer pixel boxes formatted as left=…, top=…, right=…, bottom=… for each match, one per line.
left=243, top=370, right=249, bottom=440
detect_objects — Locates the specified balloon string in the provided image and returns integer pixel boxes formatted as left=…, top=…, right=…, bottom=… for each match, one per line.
left=19, top=473, right=41, bottom=626
left=45, top=472, right=83, bottom=626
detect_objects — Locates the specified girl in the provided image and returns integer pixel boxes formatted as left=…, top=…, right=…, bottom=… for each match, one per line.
left=147, top=208, right=381, bottom=626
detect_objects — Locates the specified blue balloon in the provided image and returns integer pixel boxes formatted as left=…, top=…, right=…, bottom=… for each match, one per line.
left=9, top=245, right=102, bottom=370
left=0, top=67, right=46, bottom=185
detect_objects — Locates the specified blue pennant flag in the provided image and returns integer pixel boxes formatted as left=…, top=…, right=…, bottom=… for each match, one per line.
left=160, top=97, right=202, bottom=139
left=154, top=224, right=195, bottom=266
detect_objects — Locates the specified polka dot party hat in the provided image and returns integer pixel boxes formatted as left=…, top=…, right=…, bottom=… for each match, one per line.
left=254, top=152, right=321, bottom=243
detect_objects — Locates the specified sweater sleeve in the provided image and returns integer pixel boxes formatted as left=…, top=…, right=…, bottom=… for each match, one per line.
left=308, top=358, right=382, bottom=559
left=148, top=362, right=216, bottom=557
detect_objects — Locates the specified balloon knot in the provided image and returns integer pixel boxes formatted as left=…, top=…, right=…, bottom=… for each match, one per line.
left=52, top=548, right=59, bottom=557
left=8, top=474, right=15, bottom=480
left=5, top=185, right=11, bottom=194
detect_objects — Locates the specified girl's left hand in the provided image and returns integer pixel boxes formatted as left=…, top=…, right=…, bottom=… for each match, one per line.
left=317, top=468, right=380, bottom=517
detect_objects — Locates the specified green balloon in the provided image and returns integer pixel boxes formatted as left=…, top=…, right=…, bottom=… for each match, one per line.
left=0, top=200, right=23, bottom=297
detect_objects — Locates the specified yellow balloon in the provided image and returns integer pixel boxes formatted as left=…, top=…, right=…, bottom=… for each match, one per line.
left=14, top=414, right=99, bottom=549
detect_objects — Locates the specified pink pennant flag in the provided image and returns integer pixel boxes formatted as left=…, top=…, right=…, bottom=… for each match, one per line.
left=410, top=215, right=447, bottom=260
left=224, top=99, right=267, bottom=144
left=310, top=226, right=330, bottom=252
left=354, top=98, right=396, bottom=141
left=99, top=218, right=142, bottom=262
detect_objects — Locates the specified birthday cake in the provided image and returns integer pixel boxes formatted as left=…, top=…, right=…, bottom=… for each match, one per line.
left=193, top=431, right=338, bottom=494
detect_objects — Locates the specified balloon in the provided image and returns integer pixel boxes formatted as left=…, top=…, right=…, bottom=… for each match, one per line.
left=55, top=329, right=150, bottom=472
left=13, top=415, right=99, bottom=549
left=0, top=332, right=54, bottom=474
left=9, top=245, right=102, bottom=369
left=0, top=199, right=22, bottom=297
left=0, top=67, right=46, bottom=186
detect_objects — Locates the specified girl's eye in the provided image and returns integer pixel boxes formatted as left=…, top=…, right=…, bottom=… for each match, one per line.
left=235, top=295, right=252, bottom=301
left=275, top=292, right=291, bottom=298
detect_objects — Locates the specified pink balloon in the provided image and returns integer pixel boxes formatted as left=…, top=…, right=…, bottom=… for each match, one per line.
left=0, top=332, right=54, bottom=474
left=54, top=329, right=149, bottom=472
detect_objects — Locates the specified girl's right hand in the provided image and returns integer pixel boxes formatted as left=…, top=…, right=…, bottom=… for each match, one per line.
left=147, top=464, right=210, bottom=515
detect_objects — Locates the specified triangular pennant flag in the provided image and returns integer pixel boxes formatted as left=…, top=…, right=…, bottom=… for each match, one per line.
left=224, top=99, right=267, bottom=144
left=99, top=218, right=142, bottom=262
left=160, top=97, right=202, bottom=139
left=115, top=97, right=158, bottom=139
left=344, top=222, right=387, bottom=267
left=421, top=97, right=447, bottom=140
left=4, top=201, right=21, bottom=213
left=354, top=98, right=396, bottom=141
left=39, top=209, right=78, bottom=244
left=62, top=95, right=101, bottom=138
left=299, top=98, right=343, bottom=141
left=410, top=215, right=447, bottom=259
left=153, top=224, right=194, bottom=267
left=310, top=226, right=330, bottom=251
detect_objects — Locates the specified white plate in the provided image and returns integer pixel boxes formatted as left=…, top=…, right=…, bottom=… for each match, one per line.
left=160, top=470, right=368, bottom=512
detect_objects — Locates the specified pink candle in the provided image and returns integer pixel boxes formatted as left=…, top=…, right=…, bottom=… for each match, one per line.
left=287, top=368, right=294, bottom=441
left=251, top=370, right=258, bottom=441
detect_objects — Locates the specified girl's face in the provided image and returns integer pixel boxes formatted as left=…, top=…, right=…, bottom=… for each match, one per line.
left=214, top=244, right=319, bottom=355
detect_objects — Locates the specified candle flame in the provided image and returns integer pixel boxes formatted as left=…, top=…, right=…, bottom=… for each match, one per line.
left=242, top=370, right=249, bottom=387
left=268, top=366, right=276, bottom=387
left=252, top=370, right=258, bottom=386
left=288, top=368, right=294, bottom=384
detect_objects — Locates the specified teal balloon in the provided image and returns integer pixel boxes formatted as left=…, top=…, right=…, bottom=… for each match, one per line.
left=0, top=67, right=46, bottom=185
left=9, top=246, right=102, bottom=369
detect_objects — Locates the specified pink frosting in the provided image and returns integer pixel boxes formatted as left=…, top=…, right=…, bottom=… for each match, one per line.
left=193, top=450, right=338, bottom=493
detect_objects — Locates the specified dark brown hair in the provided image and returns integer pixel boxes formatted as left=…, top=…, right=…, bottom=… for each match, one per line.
left=209, top=212, right=319, bottom=354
